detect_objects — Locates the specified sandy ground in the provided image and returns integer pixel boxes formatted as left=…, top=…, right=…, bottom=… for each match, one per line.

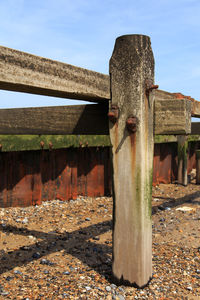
left=0, top=183, right=199, bottom=299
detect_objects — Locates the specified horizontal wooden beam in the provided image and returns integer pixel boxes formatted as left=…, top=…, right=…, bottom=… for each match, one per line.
left=0, top=135, right=111, bottom=152
left=154, top=98, right=191, bottom=135
left=0, top=46, right=110, bottom=103
left=0, top=133, right=200, bottom=152
left=0, top=96, right=192, bottom=135
left=0, top=104, right=109, bottom=135
left=191, top=101, right=200, bottom=117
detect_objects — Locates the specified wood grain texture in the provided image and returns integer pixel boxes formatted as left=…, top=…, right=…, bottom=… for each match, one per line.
left=0, top=104, right=109, bottom=135
left=154, top=98, right=191, bottom=135
left=109, top=34, right=154, bottom=288
left=0, top=46, right=110, bottom=102
left=191, top=101, right=200, bottom=117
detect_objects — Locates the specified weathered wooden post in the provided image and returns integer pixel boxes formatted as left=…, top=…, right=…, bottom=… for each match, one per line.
left=196, top=150, right=200, bottom=184
left=177, top=136, right=188, bottom=186
left=109, top=35, right=155, bottom=287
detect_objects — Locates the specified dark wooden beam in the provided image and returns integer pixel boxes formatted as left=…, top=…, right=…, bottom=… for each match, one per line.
left=0, top=104, right=109, bottom=135
left=0, top=46, right=110, bottom=103
left=191, top=122, right=200, bottom=135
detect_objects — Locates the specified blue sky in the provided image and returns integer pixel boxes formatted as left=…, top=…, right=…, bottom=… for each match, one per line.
left=0, top=0, right=200, bottom=108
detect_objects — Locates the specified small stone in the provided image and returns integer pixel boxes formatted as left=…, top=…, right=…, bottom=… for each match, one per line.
left=32, top=252, right=40, bottom=259
left=106, top=286, right=112, bottom=292
left=196, top=269, right=200, bottom=274
left=14, top=270, right=23, bottom=275
left=93, top=236, right=100, bottom=241
left=110, top=284, right=117, bottom=290
left=118, top=287, right=124, bottom=293
left=0, top=291, right=9, bottom=296
left=165, top=207, right=171, bottom=211
left=85, top=217, right=91, bottom=221
left=116, top=295, right=125, bottom=300
left=28, top=235, right=36, bottom=240
left=22, top=217, right=28, bottom=224
left=5, top=276, right=13, bottom=281
left=186, top=286, right=192, bottom=291
left=85, top=286, right=91, bottom=291
left=40, top=259, right=54, bottom=266
left=63, top=271, right=70, bottom=275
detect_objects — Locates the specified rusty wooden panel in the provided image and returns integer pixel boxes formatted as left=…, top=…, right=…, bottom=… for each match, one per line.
left=187, top=141, right=200, bottom=173
left=0, top=147, right=111, bottom=208
left=153, top=144, right=172, bottom=185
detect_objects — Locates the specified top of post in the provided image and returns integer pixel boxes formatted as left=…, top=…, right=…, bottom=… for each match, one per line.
left=110, top=34, right=154, bottom=74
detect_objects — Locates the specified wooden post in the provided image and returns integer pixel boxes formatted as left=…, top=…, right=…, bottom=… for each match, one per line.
left=109, top=35, right=155, bottom=288
left=177, top=136, right=188, bottom=186
left=196, top=150, right=200, bottom=184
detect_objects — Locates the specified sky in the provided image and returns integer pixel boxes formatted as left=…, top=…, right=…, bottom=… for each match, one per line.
left=0, top=0, right=200, bottom=108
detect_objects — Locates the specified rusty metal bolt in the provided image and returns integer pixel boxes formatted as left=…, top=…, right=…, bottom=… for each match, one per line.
left=126, top=117, right=137, bottom=133
left=147, top=84, right=159, bottom=91
left=145, top=79, right=159, bottom=93
left=40, top=141, right=44, bottom=149
left=108, top=105, right=119, bottom=123
left=49, top=142, right=53, bottom=150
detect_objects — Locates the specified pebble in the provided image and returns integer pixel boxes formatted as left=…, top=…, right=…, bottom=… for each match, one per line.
left=22, top=217, right=28, bottom=224
left=110, top=284, right=117, bottom=290
left=0, top=189, right=199, bottom=298
left=85, top=217, right=91, bottom=221
left=14, top=270, right=23, bottom=275
left=32, top=252, right=40, bottom=259
left=40, top=259, right=54, bottom=266
left=63, top=271, right=70, bottom=275
left=116, top=295, right=125, bottom=300
left=106, top=286, right=112, bottom=292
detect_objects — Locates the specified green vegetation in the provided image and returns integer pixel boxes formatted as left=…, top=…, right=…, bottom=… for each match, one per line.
left=0, top=135, right=111, bottom=152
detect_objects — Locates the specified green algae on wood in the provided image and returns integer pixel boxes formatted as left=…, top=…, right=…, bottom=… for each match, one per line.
left=0, top=135, right=111, bottom=152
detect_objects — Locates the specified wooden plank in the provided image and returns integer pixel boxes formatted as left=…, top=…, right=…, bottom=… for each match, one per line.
left=177, top=136, right=188, bottom=186
left=191, top=100, right=200, bottom=117
left=109, top=34, right=154, bottom=288
left=196, top=150, right=200, bottom=184
left=191, top=122, right=200, bottom=135
left=0, top=104, right=109, bottom=135
left=0, top=135, right=111, bottom=152
left=154, top=135, right=177, bottom=144
left=154, top=98, right=191, bottom=135
left=0, top=46, right=110, bottom=102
